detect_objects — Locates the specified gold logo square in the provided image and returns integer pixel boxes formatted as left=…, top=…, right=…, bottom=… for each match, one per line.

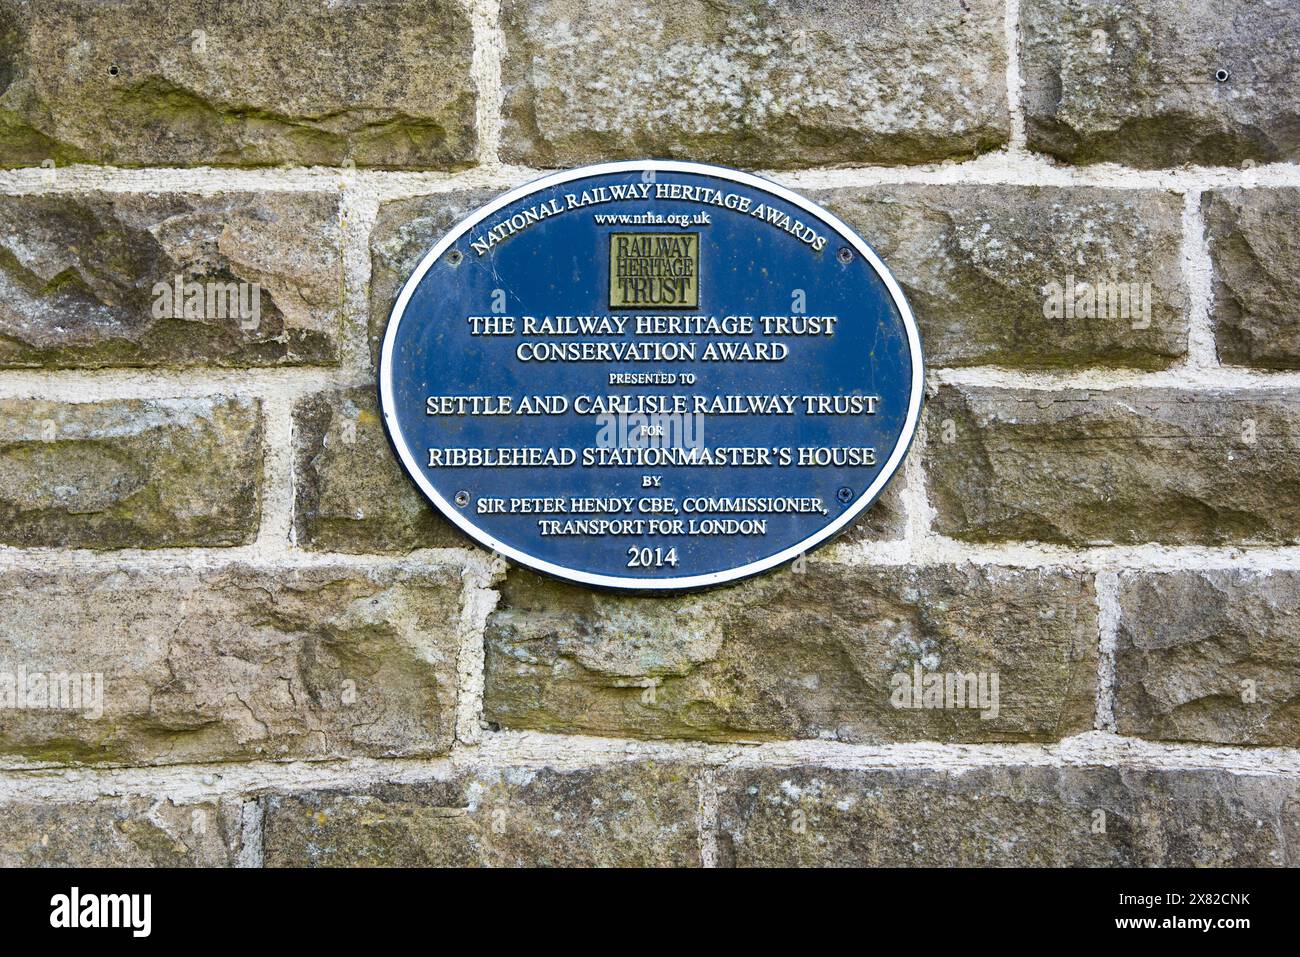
left=609, top=232, right=699, bottom=309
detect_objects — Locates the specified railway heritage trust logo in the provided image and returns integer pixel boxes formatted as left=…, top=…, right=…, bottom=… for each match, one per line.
left=609, top=232, right=699, bottom=307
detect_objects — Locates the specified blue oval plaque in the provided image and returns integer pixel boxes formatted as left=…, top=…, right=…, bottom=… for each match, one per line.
left=380, top=161, right=922, bottom=590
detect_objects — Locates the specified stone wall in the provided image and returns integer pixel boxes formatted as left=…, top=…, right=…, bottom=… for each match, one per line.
left=0, top=0, right=1298, bottom=866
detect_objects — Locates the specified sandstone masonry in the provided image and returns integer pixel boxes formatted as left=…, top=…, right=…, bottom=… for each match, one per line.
left=0, top=0, right=1297, bottom=867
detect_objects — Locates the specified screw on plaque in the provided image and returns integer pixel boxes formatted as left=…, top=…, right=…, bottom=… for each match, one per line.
left=454, top=490, right=470, bottom=507
left=837, top=247, right=853, bottom=264
left=836, top=486, right=854, bottom=504
left=447, top=249, right=464, bottom=265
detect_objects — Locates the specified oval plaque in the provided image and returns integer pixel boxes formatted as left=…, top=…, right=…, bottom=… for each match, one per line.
left=380, top=161, right=922, bottom=590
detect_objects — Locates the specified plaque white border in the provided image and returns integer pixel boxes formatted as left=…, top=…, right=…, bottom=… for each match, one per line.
left=379, top=160, right=924, bottom=591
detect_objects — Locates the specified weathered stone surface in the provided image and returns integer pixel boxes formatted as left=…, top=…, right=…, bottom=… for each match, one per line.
left=0, top=562, right=462, bottom=764
left=294, top=386, right=463, bottom=552
left=1021, top=0, right=1300, bottom=167
left=500, top=0, right=1008, bottom=169
left=263, top=762, right=702, bottom=866
left=1203, top=188, right=1300, bottom=369
left=717, top=765, right=1300, bottom=866
left=0, top=795, right=245, bottom=866
left=925, top=385, right=1300, bottom=545
left=840, top=480, right=906, bottom=544
left=0, top=192, right=343, bottom=368
left=485, top=564, right=1097, bottom=743
left=1115, top=569, right=1300, bottom=746
left=0, top=0, right=477, bottom=168
left=369, top=189, right=500, bottom=365
left=814, top=185, right=1187, bottom=368
left=0, top=396, right=261, bottom=548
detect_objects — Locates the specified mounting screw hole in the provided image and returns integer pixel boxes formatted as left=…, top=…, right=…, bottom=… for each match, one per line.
left=837, top=247, right=853, bottom=264
left=454, top=490, right=470, bottom=507
left=1215, top=68, right=1230, bottom=82
left=447, top=249, right=463, bottom=266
